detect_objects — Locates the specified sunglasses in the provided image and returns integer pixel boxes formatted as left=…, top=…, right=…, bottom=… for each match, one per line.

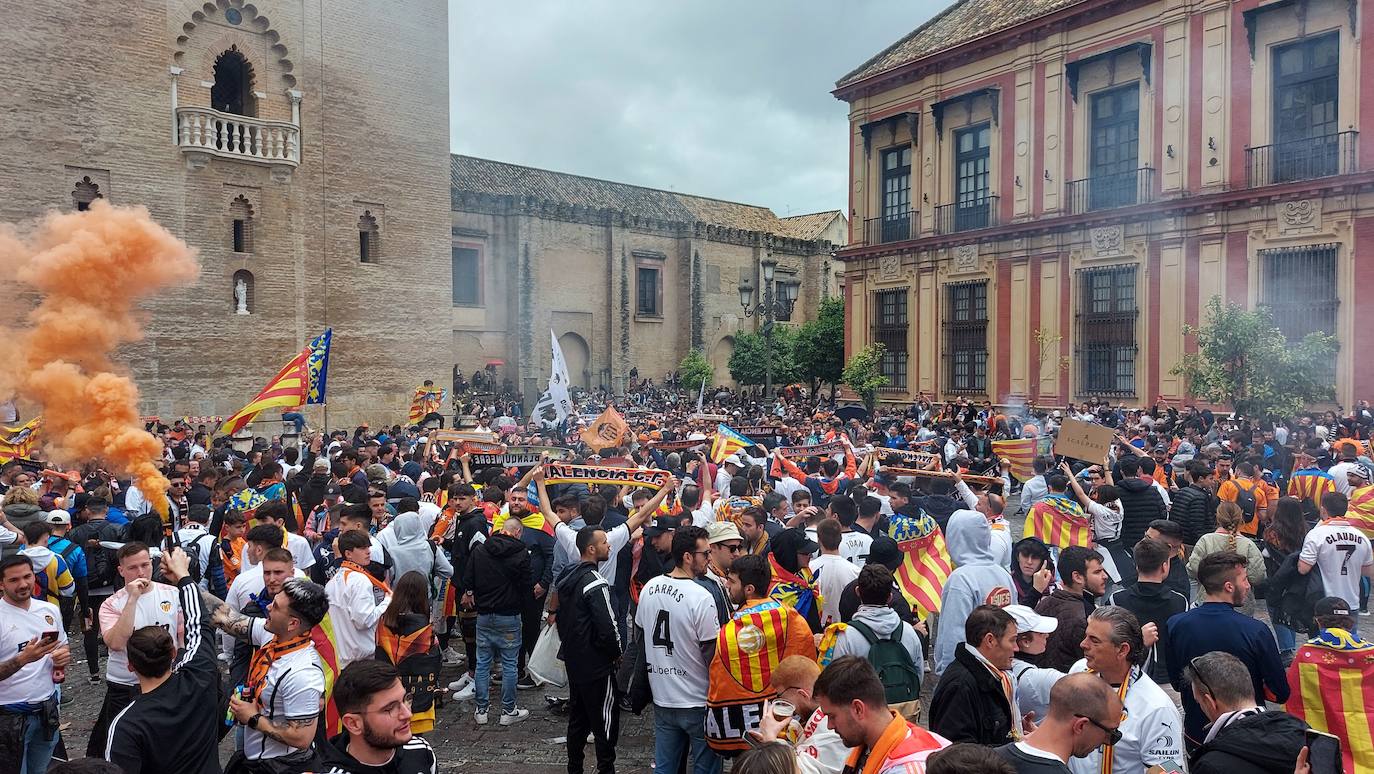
left=1075, top=713, right=1123, bottom=745
left=721, top=543, right=743, bottom=554
left=1188, top=655, right=1214, bottom=697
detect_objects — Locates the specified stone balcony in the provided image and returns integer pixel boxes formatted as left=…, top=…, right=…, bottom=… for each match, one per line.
left=176, top=106, right=299, bottom=181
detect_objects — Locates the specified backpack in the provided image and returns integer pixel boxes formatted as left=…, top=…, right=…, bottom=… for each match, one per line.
left=1233, top=480, right=1258, bottom=524
left=848, top=620, right=922, bottom=704
left=82, top=520, right=126, bottom=590
left=181, top=530, right=217, bottom=586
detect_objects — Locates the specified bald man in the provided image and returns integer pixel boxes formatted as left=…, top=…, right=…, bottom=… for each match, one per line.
left=995, top=673, right=1124, bottom=774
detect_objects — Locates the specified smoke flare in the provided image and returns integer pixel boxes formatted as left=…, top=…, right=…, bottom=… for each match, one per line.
left=0, top=201, right=199, bottom=515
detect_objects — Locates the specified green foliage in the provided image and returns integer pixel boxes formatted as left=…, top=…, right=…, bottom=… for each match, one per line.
left=678, top=348, right=714, bottom=391
left=794, top=297, right=846, bottom=390
left=1171, top=296, right=1338, bottom=419
left=842, top=343, right=889, bottom=414
left=728, top=326, right=801, bottom=386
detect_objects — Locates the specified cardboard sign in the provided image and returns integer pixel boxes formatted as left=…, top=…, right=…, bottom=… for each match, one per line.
left=778, top=442, right=845, bottom=460
left=1054, top=418, right=1117, bottom=463
left=543, top=463, right=672, bottom=489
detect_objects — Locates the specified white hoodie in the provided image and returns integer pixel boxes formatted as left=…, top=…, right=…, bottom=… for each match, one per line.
left=932, top=509, right=1018, bottom=673
left=830, top=605, right=924, bottom=672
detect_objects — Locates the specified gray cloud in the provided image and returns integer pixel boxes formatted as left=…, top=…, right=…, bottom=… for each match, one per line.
left=449, top=0, right=941, bottom=218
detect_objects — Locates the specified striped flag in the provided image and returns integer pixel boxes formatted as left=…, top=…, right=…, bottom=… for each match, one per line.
left=1024, top=493, right=1094, bottom=549
left=992, top=437, right=1051, bottom=481
left=1348, top=484, right=1374, bottom=539
left=407, top=386, right=446, bottom=425
left=312, top=613, right=345, bottom=737
left=1286, top=627, right=1374, bottom=774
left=889, top=511, right=951, bottom=616
left=1288, top=468, right=1337, bottom=504
left=710, top=423, right=752, bottom=464
left=0, top=418, right=41, bottom=462
left=219, top=329, right=332, bottom=436
left=715, top=600, right=789, bottom=695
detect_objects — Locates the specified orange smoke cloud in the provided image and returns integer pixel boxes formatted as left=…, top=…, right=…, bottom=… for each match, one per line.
left=0, top=201, right=199, bottom=516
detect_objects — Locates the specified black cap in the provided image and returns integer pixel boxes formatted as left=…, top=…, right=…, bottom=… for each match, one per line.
left=867, top=535, right=902, bottom=571
left=772, top=526, right=819, bottom=557
left=324, top=482, right=343, bottom=499
left=645, top=513, right=690, bottom=538
left=1314, top=596, right=1353, bottom=619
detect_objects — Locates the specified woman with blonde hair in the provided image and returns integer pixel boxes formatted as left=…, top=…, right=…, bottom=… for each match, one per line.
left=1187, top=501, right=1267, bottom=610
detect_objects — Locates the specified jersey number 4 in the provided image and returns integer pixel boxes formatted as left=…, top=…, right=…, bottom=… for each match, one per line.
left=652, top=610, right=675, bottom=656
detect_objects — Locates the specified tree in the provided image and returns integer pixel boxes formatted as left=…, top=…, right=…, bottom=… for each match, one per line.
left=794, top=297, right=846, bottom=399
left=842, top=343, right=889, bottom=415
left=678, top=348, right=714, bottom=392
left=728, top=326, right=801, bottom=387
left=1171, top=296, right=1338, bottom=419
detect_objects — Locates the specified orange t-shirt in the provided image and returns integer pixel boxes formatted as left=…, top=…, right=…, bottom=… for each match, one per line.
left=706, top=598, right=817, bottom=753
left=1218, top=477, right=1269, bottom=537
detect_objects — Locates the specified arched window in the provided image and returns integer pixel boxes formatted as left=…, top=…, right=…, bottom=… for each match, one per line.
left=232, top=270, right=254, bottom=314
left=358, top=211, right=380, bottom=263
left=72, top=177, right=102, bottom=211
left=211, top=47, right=257, bottom=116
left=230, top=196, right=254, bottom=253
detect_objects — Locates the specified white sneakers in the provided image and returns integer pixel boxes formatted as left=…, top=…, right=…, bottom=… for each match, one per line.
left=474, top=708, right=489, bottom=725
left=453, top=684, right=476, bottom=701
left=499, top=708, right=530, bottom=726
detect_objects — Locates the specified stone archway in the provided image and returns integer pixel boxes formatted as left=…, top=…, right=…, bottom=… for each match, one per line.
left=557, top=332, right=591, bottom=389
left=711, top=335, right=735, bottom=386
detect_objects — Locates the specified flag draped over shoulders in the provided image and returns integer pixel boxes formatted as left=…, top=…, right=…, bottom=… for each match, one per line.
left=1023, top=493, right=1093, bottom=549
left=1286, top=628, right=1374, bottom=774
left=888, top=510, right=950, bottom=617
left=1346, top=485, right=1374, bottom=539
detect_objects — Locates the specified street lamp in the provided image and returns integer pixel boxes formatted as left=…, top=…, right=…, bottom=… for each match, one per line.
left=739, top=256, right=798, bottom=398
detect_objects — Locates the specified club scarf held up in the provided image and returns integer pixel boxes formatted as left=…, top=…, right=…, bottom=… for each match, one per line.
left=0, top=202, right=199, bottom=516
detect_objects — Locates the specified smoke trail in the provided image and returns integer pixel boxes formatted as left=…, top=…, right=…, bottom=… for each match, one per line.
left=0, top=201, right=199, bottom=516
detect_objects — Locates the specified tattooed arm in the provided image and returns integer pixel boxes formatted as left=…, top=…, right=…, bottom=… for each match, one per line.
left=252, top=716, right=317, bottom=749
left=0, top=635, right=61, bottom=681
left=198, top=587, right=255, bottom=641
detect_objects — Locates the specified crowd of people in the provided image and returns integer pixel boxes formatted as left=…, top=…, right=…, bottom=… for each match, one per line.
left=0, top=385, right=1370, bottom=774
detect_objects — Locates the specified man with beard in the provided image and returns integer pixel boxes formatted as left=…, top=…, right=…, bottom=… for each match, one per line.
left=0, top=554, right=72, bottom=771
left=813, top=657, right=948, bottom=774
left=1165, top=551, right=1288, bottom=752
left=707, top=553, right=817, bottom=756
left=317, top=659, right=437, bottom=774
left=224, top=546, right=304, bottom=697
left=555, top=525, right=623, bottom=774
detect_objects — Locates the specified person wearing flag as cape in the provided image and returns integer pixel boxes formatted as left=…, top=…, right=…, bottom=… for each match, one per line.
left=1285, top=596, right=1374, bottom=774
left=707, top=553, right=818, bottom=756
left=407, top=380, right=447, bottom=428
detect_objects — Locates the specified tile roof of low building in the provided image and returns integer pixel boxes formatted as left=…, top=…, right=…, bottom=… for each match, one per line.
left=836, top=0, right=1089, bottom=90
left=451, top=155, right=806, bottom=236
left=778, top=211, right=843, bottom=241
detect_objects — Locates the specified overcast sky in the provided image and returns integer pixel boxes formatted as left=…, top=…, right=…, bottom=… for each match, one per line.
left=448, top=1, right=943, bottom=218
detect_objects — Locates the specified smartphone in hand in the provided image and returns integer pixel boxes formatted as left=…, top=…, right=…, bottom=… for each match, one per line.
left=1305, top=729, right=1342, bottom=774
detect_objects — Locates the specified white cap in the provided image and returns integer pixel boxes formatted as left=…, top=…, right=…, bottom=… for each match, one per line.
left=1004, top=604, right=1058, bottom=634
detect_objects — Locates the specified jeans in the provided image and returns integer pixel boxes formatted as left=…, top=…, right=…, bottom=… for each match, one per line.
left=281, top=412, right=305, bottom=433
left=653, top=704, right=721, bottom=774
left=20, top=714, right=59, bottom=774
left=475, top=613, right=521, bottom=713
left=1273, top=621, right=1297, bottom=659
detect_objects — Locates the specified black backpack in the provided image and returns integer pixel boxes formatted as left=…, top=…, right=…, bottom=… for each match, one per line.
left=181, top=530, right=218, bottom=586
left=1233, top=480, right=1258, bottom=524
left=82, top=521, right=126, bottom=590
left=848, top=620, right=922, bottom=704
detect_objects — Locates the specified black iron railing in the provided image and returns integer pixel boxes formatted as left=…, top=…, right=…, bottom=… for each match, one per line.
left=1247, top=131, right=1357, bottom=187
left=862, top=211, right=919, bottom=245
left=1066, top=167, right=1155, bottom=214
left=933, top=195, right=998, bottom=234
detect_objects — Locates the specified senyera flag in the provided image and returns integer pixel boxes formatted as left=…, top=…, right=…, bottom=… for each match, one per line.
left=1286, top=627, right=1374, bottom=774
left=219, top=329, right=331, bottom=436
left=888, top=511, right=951, bottom=617
left=992, top=437, right=1051, bottom=481
left=1346, top=484, right=1374, bottom=538
left=1024, top=493, right=1093, bottom=549
left=0, top=418, right=41, bottom=462
left=710, top=424, right=752, bottom=464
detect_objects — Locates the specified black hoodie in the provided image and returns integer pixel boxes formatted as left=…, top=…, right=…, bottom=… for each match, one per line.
left=1106, top=580, right=1188, bottom=683
left=317, top=731, right=436, bottom=774
left=554, top=560, right=622, bottom=683
left=1116, top=476, right=1168, bottom=545
left=462, top=532, right=531, bottom=616
left=1191, top=710, right=1307, bottom=774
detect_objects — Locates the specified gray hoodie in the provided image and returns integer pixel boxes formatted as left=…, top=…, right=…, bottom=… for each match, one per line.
left=933, top=509, right=1018, bottom=673
left=831, top=604, right=924, bottom=673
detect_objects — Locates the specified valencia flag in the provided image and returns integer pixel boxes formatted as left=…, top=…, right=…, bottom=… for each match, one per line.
left=888, top=511, right=951, bottom=617
left=1286, top=628, right=1374, bottom=774
left=1024, top=493, right=1094, bottom=550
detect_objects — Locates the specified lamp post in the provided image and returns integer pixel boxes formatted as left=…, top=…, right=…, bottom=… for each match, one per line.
left=739, top=255, right=798, bottom=398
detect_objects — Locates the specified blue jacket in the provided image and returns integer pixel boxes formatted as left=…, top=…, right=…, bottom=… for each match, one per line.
left=1165, top=602, right=1289, bottom=746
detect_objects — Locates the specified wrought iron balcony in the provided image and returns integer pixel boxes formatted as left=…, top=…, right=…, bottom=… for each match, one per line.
left=1066, top=167, right=1155, bottom=214
left=861, top=211, right=919, bottom=245
left=177, top=106, right=300, bottom=169
left=1246, top=130, right=1357, bottom=187
left=933, top=196, right=997, bottom=235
